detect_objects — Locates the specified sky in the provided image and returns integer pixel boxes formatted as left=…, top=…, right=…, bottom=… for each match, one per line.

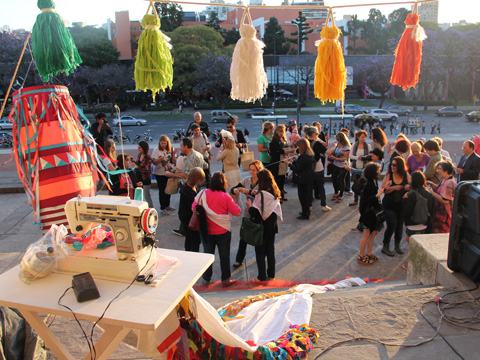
left=0, top=0, right=475, bottom=31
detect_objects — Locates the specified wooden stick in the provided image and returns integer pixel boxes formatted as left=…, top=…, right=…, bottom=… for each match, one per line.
left=0, top=31, right=31, bottom=119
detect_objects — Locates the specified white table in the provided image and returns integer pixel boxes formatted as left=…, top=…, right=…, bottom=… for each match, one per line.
left=0, top=248, right=214, bottom=360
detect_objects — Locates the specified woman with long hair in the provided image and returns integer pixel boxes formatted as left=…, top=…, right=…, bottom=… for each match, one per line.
left=288, top=138, right=315, bottom=219
left=381, top=156, right=411, bottom=257
left=326, top=132, right=351, bottom=203
left=428, top=161, right=457, bottom=233
left=304, top=125, right=330, bottom=212
left=179, top=167, right=205, bottom=252
left=246, top=169, right=282, bottom=283
left=257, top=121, right=274, bottom=168
left=135, top=141, right=153, bottom=208
left=152, top=135, right=176, bottom=215
left=349, top=130, right=371, bottom=206
left=268, top=124, right=296, bottom=201
left=230, top=160, right=264, bottom=268
left=194, top=172, right=241, bottom=287
left=109, top=154, right=142, bottom=198
left=357, top=162, right=387, bottom=265
left=102, top=139, right=117, bottom=172
left=216, top=132, right=241, bottom=196
left=370, top=127, right=388, bottom=151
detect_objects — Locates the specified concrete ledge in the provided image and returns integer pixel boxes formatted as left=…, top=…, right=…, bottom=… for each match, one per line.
left=407, top=234, right=476, bottom=290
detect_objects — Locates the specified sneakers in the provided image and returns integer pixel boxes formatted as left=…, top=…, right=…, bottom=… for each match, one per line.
left=162, top=209, right=170, bottom=215
left=172, top=229, right=185, bottom=237
left=344, top=191, right=354, bottom=196
left=166, top=206, right=176, bottom=211
left=322, top=205, right=332, bottom=212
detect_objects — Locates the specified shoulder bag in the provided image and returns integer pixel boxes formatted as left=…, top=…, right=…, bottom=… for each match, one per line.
left=189, top=190, right=204, bottom=231
left=165, top=177, right=179, bottom=195
left=241, top=145, right=255, bottom=171
left=240, top=192, right=264, bottom=246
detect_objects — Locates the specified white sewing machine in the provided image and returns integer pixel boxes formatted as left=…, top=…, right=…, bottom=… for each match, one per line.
left=56, top=195, right=158, bottom=282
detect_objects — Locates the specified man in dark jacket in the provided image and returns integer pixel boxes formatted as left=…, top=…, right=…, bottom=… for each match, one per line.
left=457, top=140, right=480, bottom=182
left=89, top=112, right=112, bottom=152
left=187, top=112, right=211, bottom=137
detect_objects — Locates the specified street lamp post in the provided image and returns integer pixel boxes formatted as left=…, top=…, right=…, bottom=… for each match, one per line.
left=290, top=22, right=301, bottom=124
left=273, top=31, right=281, bottom=101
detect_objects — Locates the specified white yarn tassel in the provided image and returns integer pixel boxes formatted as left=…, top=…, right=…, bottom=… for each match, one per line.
left=230, top=9, right=268, bottom=103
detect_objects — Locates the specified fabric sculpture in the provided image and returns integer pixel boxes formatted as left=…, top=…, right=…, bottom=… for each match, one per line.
left=134, top=6, right=173, bottom=100
left=390, top=4, right=427, bottom=90
left=230, top=8, right=268, bottom=103
left=9, top=85, right=97, bottom=233
left=31, top=0, right=82, bottom=81
left=314, top=9, right=347, bottom=105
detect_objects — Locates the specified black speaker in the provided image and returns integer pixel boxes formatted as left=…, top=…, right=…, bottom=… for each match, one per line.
left=448, top=181, right=480, bottom=282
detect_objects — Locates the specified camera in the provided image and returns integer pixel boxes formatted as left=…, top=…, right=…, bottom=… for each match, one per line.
left=361, top=155, right=373, bottom=162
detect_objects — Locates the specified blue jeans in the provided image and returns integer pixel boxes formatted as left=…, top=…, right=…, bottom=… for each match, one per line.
left=383, top=208, right=404, bottom=248
left=202, top=231, right=232, bottom=282
left=313, top=171, right=326, bottom=206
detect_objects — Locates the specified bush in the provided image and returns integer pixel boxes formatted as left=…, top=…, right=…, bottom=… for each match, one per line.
left=397, top=99, right=454, bottom=106
left=143, top=104, right=174, bottom=111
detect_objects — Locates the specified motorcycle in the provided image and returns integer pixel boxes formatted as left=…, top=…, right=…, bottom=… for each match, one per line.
left=209, top=129, right=221, bottom=142
left=132, top=130, right=153, bottom=144
left=112, top=130, right=131, bottom=144
left=172, top=129, right=185, bottom=142
left=0, top=133, right=13, bottom=148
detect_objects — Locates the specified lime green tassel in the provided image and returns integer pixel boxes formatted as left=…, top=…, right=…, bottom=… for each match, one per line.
left=134, top=14, right=173, bottom=99
left=32, top=0, right=82, bottom=81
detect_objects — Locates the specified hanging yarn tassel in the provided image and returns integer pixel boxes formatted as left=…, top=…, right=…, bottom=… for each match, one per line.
left=230, top=8, right=268, bottom=103
left=390, top=3, right=427, bottom=90
left=134, top=1, right=173, bottom=100
left=31, top=0, right=82, bottom=81
left=314, top=9, right=347, bottom=104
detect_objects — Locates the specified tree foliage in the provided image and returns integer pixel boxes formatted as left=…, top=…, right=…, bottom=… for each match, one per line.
left=289, top=12, right=314, bottom=54
left=69, top=25, right=120, bottom=68
left=194, top=53, right=231, bottom=106
left=353, top=56, right=394, bottom=107
left=281, top=55, right=316, bottom=102
left=361, top=8, right=389, bottom=55
left=223, top=27, right=240, bottom=46
left=169, top=26, right=225, bottom=92
left=264, top=17, right=290, bottom=55
left=155, top=2, right=184, bottom=32
left=205, top=11, right=223, bottom=32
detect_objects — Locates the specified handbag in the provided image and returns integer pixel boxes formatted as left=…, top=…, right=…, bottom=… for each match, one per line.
left=240, top=192, right=264, bottom=246
left=189, top=190, right=205, bottom=231
left=326, top=162, right=334, bottom=176
left=278, top=154, right=288, bottom=176
left=241, top=145, right=254, bottom=171
left=165, top=178, right=179, bottom=195
left=371, top=206, right=386, bottom=231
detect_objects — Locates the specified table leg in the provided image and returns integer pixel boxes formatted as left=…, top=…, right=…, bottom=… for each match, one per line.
left=83, top=324, right=131, bottom=360
left=19, top=310, right=74, bottom=360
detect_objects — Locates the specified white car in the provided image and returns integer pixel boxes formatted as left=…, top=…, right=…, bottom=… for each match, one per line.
left=368, top=109, right=398, bottom=121
left=112, top=116, right=147, bottom=127
left=0, top=119, right=13, bottom=130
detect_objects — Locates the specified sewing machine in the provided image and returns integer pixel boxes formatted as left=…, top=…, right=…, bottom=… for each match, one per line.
left=56, top=195, right=158, bottom=283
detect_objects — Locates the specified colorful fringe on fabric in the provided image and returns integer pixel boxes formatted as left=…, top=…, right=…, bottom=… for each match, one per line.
left=31, top=0, right=82, bottom=81
left=390, top=5, right=427, bottom=90
left=8, top=85, right=100, bottom=233
left=313, top=9, right=346, bottom=105
left=134, top=13, right=173, bottom=100
left=230, top=8, right=268, bottom=103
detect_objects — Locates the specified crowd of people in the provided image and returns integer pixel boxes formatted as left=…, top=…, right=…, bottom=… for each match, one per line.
left=91, top=110, right=480, bottom=282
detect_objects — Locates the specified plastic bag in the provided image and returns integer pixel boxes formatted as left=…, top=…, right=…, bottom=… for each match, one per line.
left=19, top=224, right=69, bottom=284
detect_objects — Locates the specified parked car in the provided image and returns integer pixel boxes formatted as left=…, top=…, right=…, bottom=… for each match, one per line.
left=368, top=109, right=399, bottom=121
left=112, top=116, right=147, bottom=126
left=0, top=118, right=13, bottom=130
left=386, top=105, right=411, bottom=116
left=246, top=108, right=274, bottom=117
left=210, top=110, right=237, bottom=123
left=465, top=111, right=480, bottom=122
left=436, top=107, right=463, bottom=117
left=334, top=104, right=367, bottom=115
left=354, top=114, right=381, bottom=128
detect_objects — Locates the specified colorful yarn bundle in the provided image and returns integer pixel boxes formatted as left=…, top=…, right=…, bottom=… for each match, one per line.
left=390, top=4, right=427, bottom=90
left=134, top=2, right=173, bottom=100
left=31, top=0, right=82, bottom=81
left=230, top=8, right=268, bottom=103
left=314, top=9, right=347, bottom=104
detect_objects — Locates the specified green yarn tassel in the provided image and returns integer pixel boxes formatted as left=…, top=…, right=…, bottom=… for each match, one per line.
left=32, top=0, right=82, bottom=81
left=134, top=14, right=173, bottom=100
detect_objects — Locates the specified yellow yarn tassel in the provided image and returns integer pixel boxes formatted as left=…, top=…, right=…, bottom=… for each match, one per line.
left=314, top=9, right=346, bottom=105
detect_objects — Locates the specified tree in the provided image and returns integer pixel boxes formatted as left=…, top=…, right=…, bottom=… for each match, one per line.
left=69, top=25, right=120, bottom=68
left=345, top=15, right=363, bottom=55
left=264, top=17, right=290, bottom=55
left=205, top=11, right=223, bottom=32
left=289, top=12, right=314, bottom=54
left=223, top=27, right=240, bottom=46
left=388, top=8, right=410, bottom=40
left=281, top=54, right=316, bottom=101
left=353, top=56, right=394, bottom=108
left=361, top=8, right=389, bottom=54
left=194, top=53, right=231, bottom=107
left=155, top=2, right=184, bottom=32
left=169, top=26, right=225, bottom=92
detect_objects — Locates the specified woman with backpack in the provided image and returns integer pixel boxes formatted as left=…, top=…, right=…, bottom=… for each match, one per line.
left=358, top=162, right=388, bottom=265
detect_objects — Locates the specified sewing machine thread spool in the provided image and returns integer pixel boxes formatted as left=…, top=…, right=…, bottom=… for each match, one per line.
left=134, top=187, right=144, bottom=201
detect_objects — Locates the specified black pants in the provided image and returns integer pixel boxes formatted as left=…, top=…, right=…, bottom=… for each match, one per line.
left=254, top=232, right=276, bottom=281
left=313, top=171, right=327, bottom=206
left=274, top=174, right=286, bottom=199
left=331, top=166, right=347, bottom=197
left=155, top=175, right=171, bottom=210
left=298, top=181, right=312, bottom=217
left=383, top=208, right=405, bottom=248
left=182, top=220, right=201, bottom=252
left=235, top=238, right=247, bottom=264
left=202, top=231, right=232, bottom=282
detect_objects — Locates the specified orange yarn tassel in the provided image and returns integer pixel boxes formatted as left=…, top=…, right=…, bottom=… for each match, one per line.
left=390, top=4, right=427, bottom=90
left=314, top=9, right=347, bottom=104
